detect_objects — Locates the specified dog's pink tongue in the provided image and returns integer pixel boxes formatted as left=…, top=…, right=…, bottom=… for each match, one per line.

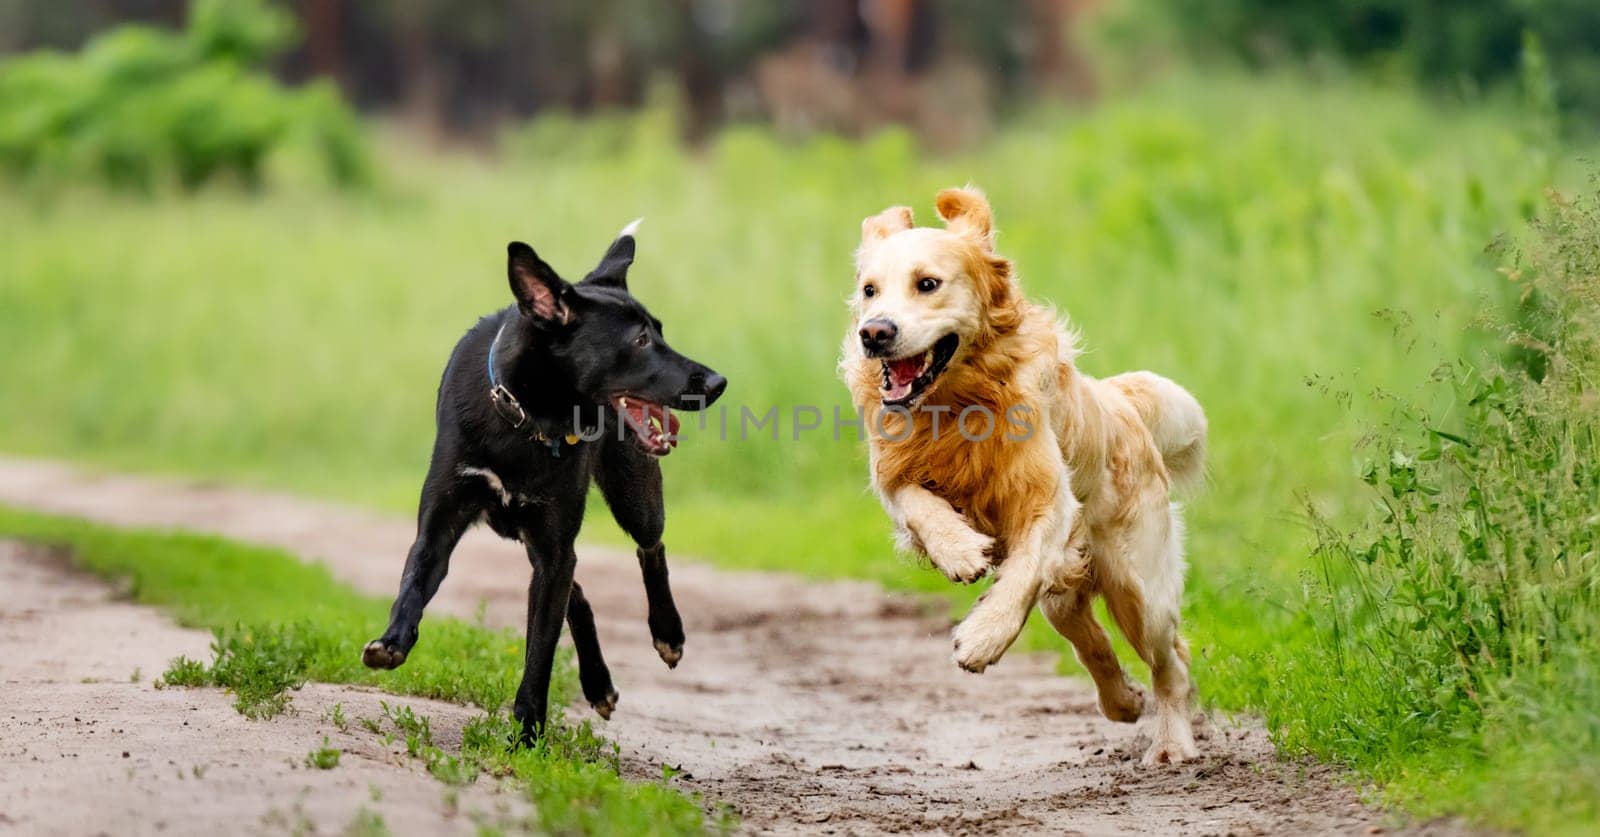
left=888, top=357, right=922, bottom=387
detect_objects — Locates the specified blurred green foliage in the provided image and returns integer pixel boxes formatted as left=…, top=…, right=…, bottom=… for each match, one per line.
left=1149, top=0, right=1600, bottom=122
left=0, top=0, right=369, bottom=191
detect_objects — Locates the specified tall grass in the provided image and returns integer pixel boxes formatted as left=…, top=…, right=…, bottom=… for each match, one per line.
left=1253, top=187, right=1600, bottom=832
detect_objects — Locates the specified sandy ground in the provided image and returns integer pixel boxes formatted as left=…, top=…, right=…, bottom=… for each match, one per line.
left=0, top=457, right=1465, bottom=835
left=0, top=540, right=528, bottom=836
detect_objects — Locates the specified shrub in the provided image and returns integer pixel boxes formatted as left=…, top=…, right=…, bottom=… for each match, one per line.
left=0, top=0, right=369, bottom=191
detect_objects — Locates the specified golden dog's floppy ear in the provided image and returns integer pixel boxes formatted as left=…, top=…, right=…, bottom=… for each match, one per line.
left=934, top=187, right=994, bottom=249
left=861, top=206, right=914, bottom=244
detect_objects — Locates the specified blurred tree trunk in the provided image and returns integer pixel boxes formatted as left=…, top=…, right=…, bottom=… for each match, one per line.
left=1029, top=0, right=1096, bottom=100
left=860, top=0, right=921, bottom=124
left=809, top=0, right=860, bottom=48
left=393, top=2, right=445, bottom=144
left=0, top=0, right=21, bottom=53
left=677, top=0, right=721, bottom=144
left=298, top=0, right=343, bottom=83
left=588, top=25, right=634, bottom=108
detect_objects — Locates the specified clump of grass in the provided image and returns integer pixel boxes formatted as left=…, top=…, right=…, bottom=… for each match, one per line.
left=360, top=700, right=727, bottom=833
left=1274, top=185, right=1600, bottom=831
left=158, top=617, right=524, bottom=719
left=167, top=626, right=309, bottom=718
left=343, top=808, right=389, bottom=837
left=344, top=809, right=390, bottom=837
left=162, top=656, right=209, bottom=687
left=306, top=737, right=340, bottom=770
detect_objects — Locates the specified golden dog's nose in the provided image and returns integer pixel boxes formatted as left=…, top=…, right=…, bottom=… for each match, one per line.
left=859, top=319, right=898, bottom=353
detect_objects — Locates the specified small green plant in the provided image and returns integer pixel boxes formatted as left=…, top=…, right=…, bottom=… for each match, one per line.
left=377, top=702, right=473, bottom=786
left=325, top=702, right=349, bottom=732
left=305, top=737, right=340, bottom=770
left=381, top=701, right=433, bottom=757
left=159, top=626, right=309, bottom=718
left=161, top=656, right=209, bottom=687
left=343, top=807, right=389, bottom=837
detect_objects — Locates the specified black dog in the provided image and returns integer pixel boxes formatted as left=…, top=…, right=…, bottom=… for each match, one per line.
left=362, top=221, right=726, bottom=743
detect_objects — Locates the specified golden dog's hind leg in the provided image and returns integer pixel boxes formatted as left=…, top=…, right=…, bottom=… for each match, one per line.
left=1102, top=503, right=1198, bottom=766
left=1039, top=591, right=1147, bottom=722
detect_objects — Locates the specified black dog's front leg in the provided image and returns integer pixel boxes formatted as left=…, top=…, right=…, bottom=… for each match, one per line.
left=596, top=437, right=684, bottom=667
left=515, top=527, right=578, bottom=745
left=566, top=581, right=618, bottom=719
left=364, top=473, right=477, bottom=669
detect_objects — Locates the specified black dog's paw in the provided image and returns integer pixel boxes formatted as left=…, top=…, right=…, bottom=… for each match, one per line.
left=591, top=689, right=620, bottom=720
left=361, top=639, right=407, bottom=670
left=579, top=667, right=617, bottom=715
left=649, top=611, right=685, bottom=668
left=653, top=639, right=683, bottom=669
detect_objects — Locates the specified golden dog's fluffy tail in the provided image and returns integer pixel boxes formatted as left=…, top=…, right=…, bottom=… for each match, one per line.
left=1107, top=371, right=1208, bottom=496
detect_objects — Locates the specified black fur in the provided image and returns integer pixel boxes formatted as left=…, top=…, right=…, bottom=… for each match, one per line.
left=363, top=226, right=725, bottom=744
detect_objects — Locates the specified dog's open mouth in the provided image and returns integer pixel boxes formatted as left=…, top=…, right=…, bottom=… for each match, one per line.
left=880, top=334, right=959, bottom=407
left=611, top=395, right=680, bottom=456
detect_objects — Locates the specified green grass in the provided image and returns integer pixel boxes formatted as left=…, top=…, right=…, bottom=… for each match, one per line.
left=1261, top=189, right=1600, bottom=835
left=1, top=70, right=1595, bottom=830
left=0, top=505, right=720, bottom=835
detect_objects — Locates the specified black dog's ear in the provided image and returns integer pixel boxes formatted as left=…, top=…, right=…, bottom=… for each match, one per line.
left=581, top=218, right=640, bottom=290
left=508, top=242, right=573, bottom=325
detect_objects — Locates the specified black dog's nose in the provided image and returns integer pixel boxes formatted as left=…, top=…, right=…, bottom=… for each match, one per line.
left=686, top=369, right=728, bottom=407
left=701, top=372, right=727, bottom=405
left=859, top=319, right=898, bottom=354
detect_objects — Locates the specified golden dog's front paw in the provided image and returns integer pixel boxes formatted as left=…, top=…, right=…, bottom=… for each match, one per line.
left=927, top=527, right=994, bottom=585
left=950, top=604, right=1021, bottom=673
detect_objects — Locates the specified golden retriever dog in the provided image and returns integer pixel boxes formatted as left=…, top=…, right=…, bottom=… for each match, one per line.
left=840, top=187, right=1208, bottom=765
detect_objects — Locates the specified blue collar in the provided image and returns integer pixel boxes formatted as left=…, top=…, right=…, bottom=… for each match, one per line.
left=486, top=322, right=576, bottom=457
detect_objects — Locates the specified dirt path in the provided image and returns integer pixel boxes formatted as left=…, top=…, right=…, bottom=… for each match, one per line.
left=0, top=457, right=1450, bottom=835
left=0, top=540, right=531, bottom=835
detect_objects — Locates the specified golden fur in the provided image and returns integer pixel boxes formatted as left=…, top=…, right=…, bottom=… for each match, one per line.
left=841, top=187, right=1208, bottom=765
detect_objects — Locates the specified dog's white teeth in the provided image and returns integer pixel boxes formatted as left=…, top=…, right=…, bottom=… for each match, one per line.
left=620, top=397, right=628, bottom=408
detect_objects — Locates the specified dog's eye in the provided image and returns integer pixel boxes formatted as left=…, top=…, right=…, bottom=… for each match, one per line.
left=633, top=331, right=650, bottom=349
left=862, top=284, right=877, bottom=299
left=916, top=277, right=941, bottom=293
